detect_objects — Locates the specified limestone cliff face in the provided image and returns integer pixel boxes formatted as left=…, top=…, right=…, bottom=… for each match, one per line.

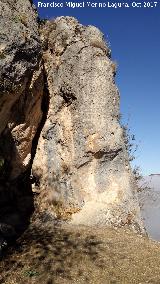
left=0, top=0, right=43, bottom=239
left=0, top=2, right=144, bottom=245
left=0, top=0, right=44, bottom=179
left=32, top=17, right=143, bottom=230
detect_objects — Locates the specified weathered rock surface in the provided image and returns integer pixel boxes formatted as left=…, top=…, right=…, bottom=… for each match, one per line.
left=0, top=0, right=43, bottom=178
left=0, top=0, right=44, bottom=242
left=0, top=1, right=144, bottom=245
left=32, top=17, right=143, bottom=231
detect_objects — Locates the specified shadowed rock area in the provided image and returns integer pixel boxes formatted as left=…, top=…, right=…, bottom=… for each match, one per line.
left=0, top=0, right=44, bottom=249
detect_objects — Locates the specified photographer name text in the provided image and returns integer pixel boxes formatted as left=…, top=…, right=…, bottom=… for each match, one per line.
left=37, top=1, right=159, bottom=9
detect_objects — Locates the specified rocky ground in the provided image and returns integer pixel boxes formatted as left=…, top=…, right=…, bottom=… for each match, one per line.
left=1, top=221, right=160, bottom=284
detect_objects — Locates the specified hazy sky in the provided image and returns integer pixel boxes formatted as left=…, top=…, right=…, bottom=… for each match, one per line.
left=33, top=1, right=160, bottom=175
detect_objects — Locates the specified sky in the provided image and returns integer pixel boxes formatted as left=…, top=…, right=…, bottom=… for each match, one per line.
left=33, top=0, right=160, bottom=175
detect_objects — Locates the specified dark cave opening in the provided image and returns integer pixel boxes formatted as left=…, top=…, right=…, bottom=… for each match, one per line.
left=0, top=65, right=50, bottom=256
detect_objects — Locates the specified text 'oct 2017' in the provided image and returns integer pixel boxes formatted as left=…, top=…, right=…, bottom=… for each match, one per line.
left=37, top=1, right=159, bottom=9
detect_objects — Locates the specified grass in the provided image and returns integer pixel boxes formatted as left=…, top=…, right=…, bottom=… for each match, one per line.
left=1, top=220, right=160, bottom=284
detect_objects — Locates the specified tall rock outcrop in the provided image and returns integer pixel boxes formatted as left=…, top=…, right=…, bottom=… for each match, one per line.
left=32, top=17, right=143, bottom=230
left=0, top=1, right=144, bottom=244
left=0, top=0, right=44, bottom=240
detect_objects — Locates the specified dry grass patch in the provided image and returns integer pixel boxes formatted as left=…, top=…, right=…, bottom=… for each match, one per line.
left=1, top=223, right=160, bottom=283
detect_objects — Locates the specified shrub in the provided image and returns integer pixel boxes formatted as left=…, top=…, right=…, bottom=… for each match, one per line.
left=0, top=52, right=6, bottom=60
left=13, top=14, right=28, bottom=26
left=111, top=61, right=118, bottom=76
left=121, top=116, right=142, bottom=182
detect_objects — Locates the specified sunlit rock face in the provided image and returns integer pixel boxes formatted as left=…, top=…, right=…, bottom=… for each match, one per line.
left=32, top=17, right=143, bottom=231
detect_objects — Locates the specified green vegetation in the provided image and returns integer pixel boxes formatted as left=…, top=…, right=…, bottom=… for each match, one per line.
left=0, top=52, right=6, bottom=60
left=13, top=15, right=21, bottom=23
left=24, top=270, right=40, bottom=278
left=121, top=116, right=142, bottom=181
left=13, top=14, right=28, bottom=26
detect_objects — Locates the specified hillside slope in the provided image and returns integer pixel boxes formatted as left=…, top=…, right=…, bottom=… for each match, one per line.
left=0, top=224, right=160, bottom=284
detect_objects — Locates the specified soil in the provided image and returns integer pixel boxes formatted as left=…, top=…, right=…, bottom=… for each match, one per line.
left=1, top=222, right=160, bottom=284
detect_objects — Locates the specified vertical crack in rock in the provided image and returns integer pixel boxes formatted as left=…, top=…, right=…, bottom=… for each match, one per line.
left=32, top=17, right=144, bottom=232
left=31, top=67, right=50, bottom=166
